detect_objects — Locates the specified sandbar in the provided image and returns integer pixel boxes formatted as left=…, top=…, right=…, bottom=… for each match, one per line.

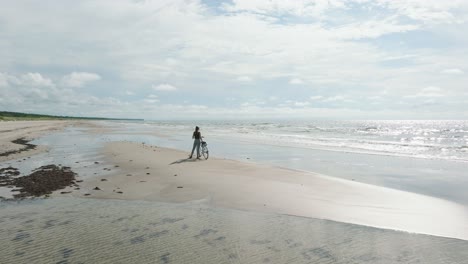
left=70, top=140, right=468, bottom=241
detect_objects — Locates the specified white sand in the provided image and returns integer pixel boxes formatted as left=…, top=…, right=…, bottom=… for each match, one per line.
left=72, top=141, right=468, bottom=240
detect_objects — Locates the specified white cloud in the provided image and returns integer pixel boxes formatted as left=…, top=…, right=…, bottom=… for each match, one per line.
left=0, top=73, right=9, bottom=87
left=441, top=68, right=464, bottom=75
left=144, top=99, right=159, bottom=104
left=62, top=72, right=101, bottom=88
left=294, top=101, right=310, bottom=107
left=323, top=96, right=345, bottom=102
left=332, top=18, right=419, bottom=40
left=237, top=76, right=252, bottom=82
left=0, top=1, right=467, bottom=119
left=374, top=0, right=468, bottom=24
left=152, top=83, right=177, bottom=91
left=309, top=96, right=323, bottom=100
left=21, top=73, right=54, bottom=87
left=0, top=72, right=464, bottom=119
left=422, top=86, right=441, bottom=93
left=223, top=0, right=468, bottom=27
left=321, top=96, right=355, bottom=103
left=405, top=86, right=445, bottom=98
left=289, top=78, right=304, bottom=84
left=223, top=0, right=346, bottom=17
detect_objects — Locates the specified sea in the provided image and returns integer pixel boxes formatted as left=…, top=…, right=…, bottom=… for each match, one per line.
left=148, top=120, right=468, bottom=162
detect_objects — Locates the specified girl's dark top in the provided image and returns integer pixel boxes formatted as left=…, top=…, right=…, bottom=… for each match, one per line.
left=193, top=131, right=201, bottom=139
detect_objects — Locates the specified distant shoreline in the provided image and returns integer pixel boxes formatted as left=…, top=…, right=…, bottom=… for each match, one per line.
left=0, top=111, right=143, bottom=121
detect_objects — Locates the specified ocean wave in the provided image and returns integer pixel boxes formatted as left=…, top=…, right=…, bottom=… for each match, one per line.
left=144, top=120, right=468, bottom=162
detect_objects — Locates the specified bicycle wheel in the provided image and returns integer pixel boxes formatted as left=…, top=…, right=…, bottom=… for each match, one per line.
left=202, top=146, right=209, bottom=160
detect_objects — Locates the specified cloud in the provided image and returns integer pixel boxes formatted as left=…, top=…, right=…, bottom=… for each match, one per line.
left=0, top=1, right=467, bottom=119
left=422, top=86, right=442, bottom=92
left=405, top=86, right=445, bottom=98
left=237, top=76, right=252, bottom=82
left=0, top=72, right=109, bottom=114
left=241, top=100, right=266, bottom=107
left=320, top=96, right=355, bottom=103
left=0, top=73, right=9, bottom=87
left=152, top=83, right=177, bottom=91
left=294, top=101, right=310, bottom=107
left=289, top=78, right=304, bottom=84
left=144, top=99, right=159, bottom=104
left=223, top=0, right=468, bottom=26
left=309, top=96, right=323, bottom=100
left=332, top=18, right=419, bottom=40
left=374, top=0, right=468, bottom=24
left=322, top=96, right=345, bottom=102
left=441, top=68, right=464, bottom=75
left=21, top=73, right=54, bottom=87
left=62, top=72, right=101, bottom=88
left=0, top=71, right=464, bottom=119
left=223, top=0, right=346, bottom=17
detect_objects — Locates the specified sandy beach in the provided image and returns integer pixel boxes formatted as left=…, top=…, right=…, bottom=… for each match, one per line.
left=63, top=140, right=468, bottom=240
left=2, top=120, right=468, bottom=239
left=2, top=120, right=468, bottom=263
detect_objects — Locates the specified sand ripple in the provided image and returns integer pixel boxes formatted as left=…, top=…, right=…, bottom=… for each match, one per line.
left=1, top=198, right=467, bottom=264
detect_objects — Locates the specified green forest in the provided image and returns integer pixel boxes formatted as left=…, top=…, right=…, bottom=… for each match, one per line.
left=0, top=111, right=143, bottom=121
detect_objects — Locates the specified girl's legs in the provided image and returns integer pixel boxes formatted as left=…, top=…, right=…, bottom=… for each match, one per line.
left=196, top=140, right=201, bottom=158
left=190, top=140, right=196, bottom=158
left=190, top=139, right=201, bottom=158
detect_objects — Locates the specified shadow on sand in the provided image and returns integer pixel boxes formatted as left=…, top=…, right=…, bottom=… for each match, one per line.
left=170, top=158, right=202, bottom=165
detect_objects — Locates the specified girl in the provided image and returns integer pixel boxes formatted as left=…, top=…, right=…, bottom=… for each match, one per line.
left=189, top=126, right=202, bottom=159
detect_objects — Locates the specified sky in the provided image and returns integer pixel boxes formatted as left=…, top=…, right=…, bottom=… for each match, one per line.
left=1, top=0, right=468, bottom=120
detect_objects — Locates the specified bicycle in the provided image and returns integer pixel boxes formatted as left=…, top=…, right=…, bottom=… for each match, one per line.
left=201, top=138, right=209, bottom=160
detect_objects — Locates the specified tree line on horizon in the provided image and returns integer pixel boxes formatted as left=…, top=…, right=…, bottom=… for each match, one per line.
left=0, top=111, right=143, bottom=121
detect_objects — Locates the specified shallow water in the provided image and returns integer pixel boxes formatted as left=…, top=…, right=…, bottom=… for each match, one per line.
left=1, top=198, right=468, bottom=264
left=0, top=126, right=117, bottom=198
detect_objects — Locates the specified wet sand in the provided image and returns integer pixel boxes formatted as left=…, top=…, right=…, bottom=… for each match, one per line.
left=67, top=141, right=468, bottom=241
left=1, top=198, right=468, bottom=264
